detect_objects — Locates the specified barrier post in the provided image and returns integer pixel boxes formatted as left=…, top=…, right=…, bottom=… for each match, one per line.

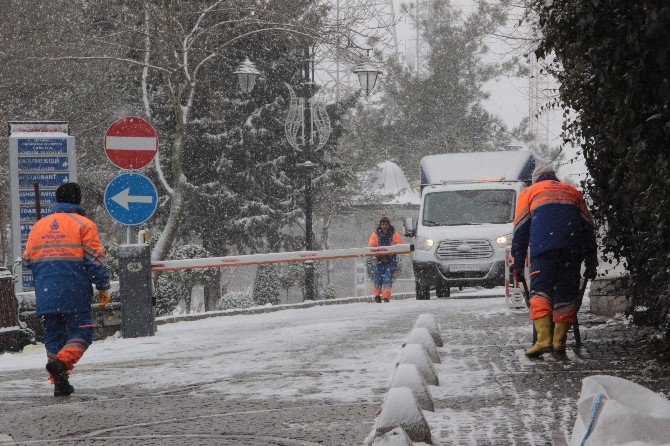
left=119, top=243, right=154, bottom=338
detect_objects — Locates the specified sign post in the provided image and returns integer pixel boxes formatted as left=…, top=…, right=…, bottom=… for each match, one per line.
left=7, top=122, right=76, bottom=292
left=103, top=117, right=159, bottom=338
left=104, top=173, right=158, bottom=226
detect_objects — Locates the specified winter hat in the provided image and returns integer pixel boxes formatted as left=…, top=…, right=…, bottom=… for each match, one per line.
left=531, top=164, right=556, bottom=184
left=379, top=216, right=391, bottom=225
left=56, top=182, right=82, bottom=205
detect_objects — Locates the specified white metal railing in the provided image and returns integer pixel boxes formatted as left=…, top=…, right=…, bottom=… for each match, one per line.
left=151, top=244, right=414, bottom=272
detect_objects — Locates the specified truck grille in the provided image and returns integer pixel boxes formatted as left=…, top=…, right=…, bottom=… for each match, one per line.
left=436, top=239, right=494, bottom=260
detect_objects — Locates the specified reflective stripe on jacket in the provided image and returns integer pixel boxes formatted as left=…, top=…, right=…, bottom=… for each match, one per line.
left=511, top=176, right=597, bottom=267
left=23, top=203, right=110, bottom=316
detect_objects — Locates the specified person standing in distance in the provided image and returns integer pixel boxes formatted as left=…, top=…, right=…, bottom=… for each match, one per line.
left=368, top=217, right=403, bottom=303
left=510, top=165, right=598, bottom=357
left=23, top=182, right=111, bottom=396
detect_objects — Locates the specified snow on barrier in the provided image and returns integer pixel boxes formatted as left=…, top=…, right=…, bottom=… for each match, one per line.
left=152, top=244, right=414, bottom=271
left=570, top=375, right=670, bottom=446
left=390, top=364, right=435, bottom=411
left=412, top=314, right=443, bottom=347
left=367, top=313, right=442, bottom=445
left=397, top=344, right=439, bottom=386
left=402, top=327, right=440, bottom=364
left=370, top=427, right=413, bottom=446
left=374, top=387, right=432, bottom=444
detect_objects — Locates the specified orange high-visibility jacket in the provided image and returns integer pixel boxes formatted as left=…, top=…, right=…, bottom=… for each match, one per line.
left=511, top=176, right=597, bottom=268
left=23, top=203, right=110, bottom=316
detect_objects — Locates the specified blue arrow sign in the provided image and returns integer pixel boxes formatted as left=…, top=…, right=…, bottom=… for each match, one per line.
left=104, top=173, right=158, bottom=226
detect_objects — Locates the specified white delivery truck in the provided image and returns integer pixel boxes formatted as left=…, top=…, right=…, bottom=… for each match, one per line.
left=406, top=150, right=539, bottom=300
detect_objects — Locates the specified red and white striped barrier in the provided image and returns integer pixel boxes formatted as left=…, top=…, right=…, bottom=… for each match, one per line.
left=151, top=244, right=414, bottom=272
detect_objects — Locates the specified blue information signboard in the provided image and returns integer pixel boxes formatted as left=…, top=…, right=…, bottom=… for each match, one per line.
left=20, top=224, right=33, bottom=239
left=18, top=138, right=68, bottom=154
left=18, top=156, right=70, bottom=171
left=18, top=173, right=71, bottom=188
left=104, top=173, right=158, bottom=226
left=8, top=124, right=76, bottom=292
left=19, top=189, right=57, bottom=206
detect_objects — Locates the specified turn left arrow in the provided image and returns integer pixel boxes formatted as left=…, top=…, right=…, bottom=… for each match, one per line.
left=111, top=188, right=153, bottom=210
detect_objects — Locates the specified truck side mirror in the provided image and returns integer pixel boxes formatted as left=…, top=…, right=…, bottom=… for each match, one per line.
left=403, top=217, right=416, bottom=237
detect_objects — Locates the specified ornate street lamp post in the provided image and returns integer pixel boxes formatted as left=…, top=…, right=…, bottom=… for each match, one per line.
left=285, top=46, right=381, bottom=301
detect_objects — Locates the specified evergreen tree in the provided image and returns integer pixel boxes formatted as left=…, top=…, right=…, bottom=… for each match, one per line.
left=252, top=264, right=281, bottom=306
left=340, top=0, right=516, bottom=179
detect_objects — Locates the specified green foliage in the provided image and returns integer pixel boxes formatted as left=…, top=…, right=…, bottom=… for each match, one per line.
left=252, top=264, right=281, bottom=306
left=322, top=284, right=339, bottom=300
left=531, top=1, right=670, bottom=331
left=216, top=291, right=254, bottom=310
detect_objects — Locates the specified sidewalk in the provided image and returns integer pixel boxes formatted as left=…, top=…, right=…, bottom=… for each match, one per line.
left=423, top=296, right=670, bottom=445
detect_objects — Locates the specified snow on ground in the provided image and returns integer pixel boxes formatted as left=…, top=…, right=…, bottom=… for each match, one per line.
left=4, top=289, right=657, bottom=445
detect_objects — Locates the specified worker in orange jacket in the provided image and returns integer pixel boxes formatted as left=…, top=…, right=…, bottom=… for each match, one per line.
left=368, top=217, right=403, bottom=303
left=23, top=183, right=110, bottom=396
left=510, top=165, right=597, bottom=357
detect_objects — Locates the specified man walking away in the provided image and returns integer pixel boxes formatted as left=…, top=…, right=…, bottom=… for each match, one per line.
left=23, top=182, right=111, bottom=396
left=510, top=165, right=597, bottom=357
left=368, top=217, right=403, bottom=303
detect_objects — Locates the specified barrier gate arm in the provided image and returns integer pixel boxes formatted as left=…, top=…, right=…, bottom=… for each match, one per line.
left=151, top=243, right=415, bottom=272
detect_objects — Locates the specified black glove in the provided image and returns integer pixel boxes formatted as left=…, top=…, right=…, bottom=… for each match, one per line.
left=583, top=266, right=597, bottom=280
left=510, top=264, right=524, bottom=283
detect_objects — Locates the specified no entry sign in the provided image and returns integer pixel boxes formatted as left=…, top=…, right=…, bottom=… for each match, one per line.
left=104, top=116, right=158, bottom=170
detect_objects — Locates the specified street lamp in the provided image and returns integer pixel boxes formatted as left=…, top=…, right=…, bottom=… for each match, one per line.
left=353, top=50, right=381, bottom=96
left=234, top=57, right=261, bottom=94
left=285, top=46, right=381, bottom=301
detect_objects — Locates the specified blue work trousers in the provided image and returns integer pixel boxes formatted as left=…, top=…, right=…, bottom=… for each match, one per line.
left=43, top=312, right=94, bottom=360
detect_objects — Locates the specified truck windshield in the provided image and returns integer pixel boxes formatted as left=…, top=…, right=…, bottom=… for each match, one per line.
left=422, top=189, right=516, bottom=226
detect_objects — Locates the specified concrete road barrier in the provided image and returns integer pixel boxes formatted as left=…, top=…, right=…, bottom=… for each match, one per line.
left=390, top=364, right=434, bottom=411
left=397, top=344, right=439, bottom=386
left=370, top=427, right=414, bottom=446
left=374, top=387, right=432, bottom=444
left=403, top=327, right=440, bottom=363
left=413, top=314, right=443, bottom=347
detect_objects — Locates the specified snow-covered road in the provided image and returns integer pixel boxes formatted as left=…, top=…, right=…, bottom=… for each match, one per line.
left=0, top=294, right=667, bottom=445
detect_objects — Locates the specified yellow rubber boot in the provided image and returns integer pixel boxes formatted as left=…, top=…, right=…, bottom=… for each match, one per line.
left=552, top=322, right=571, bottom=354
left=525, top=315, right=553, bottom=358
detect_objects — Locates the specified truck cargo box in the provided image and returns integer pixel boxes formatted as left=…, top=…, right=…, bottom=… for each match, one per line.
left=420, top=150, right=537, bottom=186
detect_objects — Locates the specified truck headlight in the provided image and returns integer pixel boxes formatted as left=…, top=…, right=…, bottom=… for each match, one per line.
left=496, top=233, right=512, bottom=248
left=416, top=236, right=434, bottom=251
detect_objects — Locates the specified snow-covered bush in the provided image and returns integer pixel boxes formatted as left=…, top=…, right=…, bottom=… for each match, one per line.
left=322, top=284, right=339, bottom=300
left=216, top=291, right=254, bottom=310
left=252, top=264, right=281, bottom=306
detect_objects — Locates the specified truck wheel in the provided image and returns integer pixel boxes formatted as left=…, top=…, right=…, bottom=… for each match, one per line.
left=436, top=285, right=450, bottom=298
left=415, top=283, right=430, bottom=300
